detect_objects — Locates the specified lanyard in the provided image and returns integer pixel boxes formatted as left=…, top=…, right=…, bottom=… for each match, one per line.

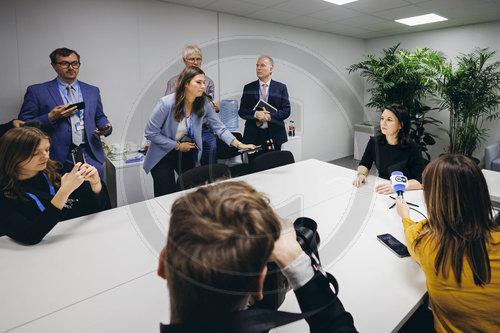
left=57, top=81, right=84, bottom=118
left=183, top=105, right=194, bottom=138
left=25, top=173, right=56, bottom=212
left=259, top=82, right=269, bottom=102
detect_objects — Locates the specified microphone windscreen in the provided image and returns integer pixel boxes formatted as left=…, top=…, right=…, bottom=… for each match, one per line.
left=390, top=171, right=408, bottom=193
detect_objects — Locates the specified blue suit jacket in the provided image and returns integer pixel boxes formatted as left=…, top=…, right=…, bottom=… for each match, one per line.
left=238, top=79, right=291, bottom=146
left=19, top=79, right=111, bottom=165
left=143, top=94, right=236, bottom=174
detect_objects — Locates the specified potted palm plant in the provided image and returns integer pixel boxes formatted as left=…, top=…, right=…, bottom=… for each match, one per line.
left=438, top=47, right=500, bottom=159
left=348, top=43, right=445, bottom=160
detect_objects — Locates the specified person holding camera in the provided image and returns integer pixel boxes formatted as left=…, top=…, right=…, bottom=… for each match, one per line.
left=157, top=181, right=357, bottom=332
left=144, top=66, right=254, bottom=197
left=0, top=127, right=109, bottom=245
left=396, top=154, right=500, bottom=332
left=18, top=47, right=112, bottom=179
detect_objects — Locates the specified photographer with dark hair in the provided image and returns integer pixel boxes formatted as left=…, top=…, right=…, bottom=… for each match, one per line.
left=157, top=181, right=357, bottom=332
left=353, top=104, right=425, bottom=194
left=0, top=127, right=109, bottom=245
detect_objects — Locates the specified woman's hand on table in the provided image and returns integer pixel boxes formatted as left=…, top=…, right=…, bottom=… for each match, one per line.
left=375, top=182, right=395, bottom=195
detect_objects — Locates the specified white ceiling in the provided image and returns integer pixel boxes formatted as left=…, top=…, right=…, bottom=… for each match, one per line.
left=159, top=0, right=500, bottom=39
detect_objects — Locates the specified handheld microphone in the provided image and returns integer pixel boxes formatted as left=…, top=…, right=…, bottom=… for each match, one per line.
left=390, top=171, right=408, bottom=200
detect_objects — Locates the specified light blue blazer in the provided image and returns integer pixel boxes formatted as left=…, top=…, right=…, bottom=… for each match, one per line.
left=143, top=94, right=235, bottom=174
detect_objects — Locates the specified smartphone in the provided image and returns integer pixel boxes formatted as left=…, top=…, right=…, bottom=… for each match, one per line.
left=71, top=146, right=86, bottom=165
left=179, top=135, right=199, bottom=151
left=66, top=101, right=85, bottom=110
left=377, top=233, right=410, bottom=257
left=238, top=145, right=262, bottom=154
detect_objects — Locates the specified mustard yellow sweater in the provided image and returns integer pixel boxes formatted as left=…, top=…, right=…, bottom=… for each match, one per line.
left=403, top=218, right=500, bottom=333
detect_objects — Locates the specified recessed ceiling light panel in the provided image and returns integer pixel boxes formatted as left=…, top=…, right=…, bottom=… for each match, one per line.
left=395, top=13, right=448, bottom=26
left=323, top=0, right=358, bottom=5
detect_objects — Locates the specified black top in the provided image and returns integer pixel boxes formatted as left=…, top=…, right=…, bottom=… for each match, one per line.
left=0, top=172, right=109, bottom=245
left=159, top=271, right=357, bottom=333
left=359, top=137, right=425, bottom=182
left=0, top=120, right=14, bottom=138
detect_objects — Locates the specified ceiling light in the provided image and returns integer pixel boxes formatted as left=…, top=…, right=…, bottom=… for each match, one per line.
left=323, top=0, right=358, bottom=5
left=395, top=13, right=448, bottom=26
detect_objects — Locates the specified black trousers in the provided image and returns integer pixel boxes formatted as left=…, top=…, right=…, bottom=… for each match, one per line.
left=151, top=149, right=196, bottom=197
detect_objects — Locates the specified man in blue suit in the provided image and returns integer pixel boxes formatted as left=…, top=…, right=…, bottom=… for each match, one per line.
left=238, top=55, right=290, bottom=153
left=19, top=47, right=111, bottom=179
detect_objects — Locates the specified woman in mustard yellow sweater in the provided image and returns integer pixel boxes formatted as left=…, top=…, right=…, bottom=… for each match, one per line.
left=396, top=154, right=500, bottom=332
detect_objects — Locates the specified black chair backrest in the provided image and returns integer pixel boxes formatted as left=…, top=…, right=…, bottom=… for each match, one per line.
left=216, top=132, right=243, bottom=159
left=177, top=164, right=231, bottom=191
left=249, top=151, right=295, bottom=174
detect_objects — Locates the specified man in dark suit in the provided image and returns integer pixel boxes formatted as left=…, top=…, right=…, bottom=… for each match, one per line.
left=238, top=56, right=290, bottom=153
left=19, top=47, right=111, bottom=179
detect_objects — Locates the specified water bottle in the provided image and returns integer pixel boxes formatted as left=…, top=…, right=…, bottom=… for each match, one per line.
left=220, top=99, right=239, bottom=131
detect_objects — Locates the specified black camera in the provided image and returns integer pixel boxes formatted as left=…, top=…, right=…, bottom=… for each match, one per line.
left=253, top=217, right=321, bottom=310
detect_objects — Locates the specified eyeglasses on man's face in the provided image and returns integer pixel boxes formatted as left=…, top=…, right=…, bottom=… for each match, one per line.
left=56, top=61, right=81, bottom=68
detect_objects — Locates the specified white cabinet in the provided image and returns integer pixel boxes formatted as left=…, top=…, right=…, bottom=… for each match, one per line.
left=104, top=157, right=154, bottom=208
left=282, top=135, right=302, bottom=161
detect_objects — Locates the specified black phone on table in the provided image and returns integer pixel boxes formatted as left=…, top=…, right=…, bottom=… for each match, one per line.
left=377, top=233, right=410, bottom=257
left=65, top=101, right=85, bottom=110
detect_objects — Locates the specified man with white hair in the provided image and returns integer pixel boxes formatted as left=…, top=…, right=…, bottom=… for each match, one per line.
left=239, top=55, right=290, bottom=154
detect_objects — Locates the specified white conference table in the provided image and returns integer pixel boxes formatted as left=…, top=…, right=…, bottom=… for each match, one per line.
left=1, top=159, right=428, bottom=333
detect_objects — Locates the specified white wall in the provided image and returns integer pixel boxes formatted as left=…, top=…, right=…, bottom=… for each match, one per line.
left=365, top=21, right=500, bottom=162
left=0, top=0, right=365, bottom=163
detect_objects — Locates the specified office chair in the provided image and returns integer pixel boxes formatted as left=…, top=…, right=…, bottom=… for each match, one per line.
left=249, top=150, right=295, bottom=174
left=176, top=163, right=231, bottom=191
left=485, top=140, right=500, bottom=172
left=216, top=132, right=250, bottom=177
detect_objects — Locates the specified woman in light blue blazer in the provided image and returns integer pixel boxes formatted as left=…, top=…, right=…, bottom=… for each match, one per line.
left=144, top=66, right=254, bottom=196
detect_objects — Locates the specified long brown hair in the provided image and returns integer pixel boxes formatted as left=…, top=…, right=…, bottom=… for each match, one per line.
left=0, top=127, right=61, bottom=200
left=173, top=65, right=206, bottom=122
left=415, top=154, right=498, bottom=286
left=165, top=181, right=281, bottom=323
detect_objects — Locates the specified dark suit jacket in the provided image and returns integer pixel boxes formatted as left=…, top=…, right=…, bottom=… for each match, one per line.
left=19, top=79, right=111, bottom=165
left=0, top=120, right=14, bottom=138
left=238, top=80, right=291, bottom=146
left=159, top=271, right=357, bottom=333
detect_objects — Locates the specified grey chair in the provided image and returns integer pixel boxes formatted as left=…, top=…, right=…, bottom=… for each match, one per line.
left=485, top=141, right=500, bottom=171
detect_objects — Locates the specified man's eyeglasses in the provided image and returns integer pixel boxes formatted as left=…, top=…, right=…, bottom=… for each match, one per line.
left=56, top=61, right=81, bottom=68
left=185, top=57, right=202, bottom=63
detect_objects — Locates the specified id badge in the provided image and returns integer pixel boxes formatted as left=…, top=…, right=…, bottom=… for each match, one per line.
left=76, top=121, right=85, bottom=131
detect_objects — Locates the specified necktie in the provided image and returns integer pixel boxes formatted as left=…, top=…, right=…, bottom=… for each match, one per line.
left=67, top=85, right=83, bottom=146
left=261, top=83, right=267, bottom=100
left=67, top=85, right=76, bottom=103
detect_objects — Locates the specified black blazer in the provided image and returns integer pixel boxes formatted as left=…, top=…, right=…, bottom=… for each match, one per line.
left=238, top=80, right=291, bottom=146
